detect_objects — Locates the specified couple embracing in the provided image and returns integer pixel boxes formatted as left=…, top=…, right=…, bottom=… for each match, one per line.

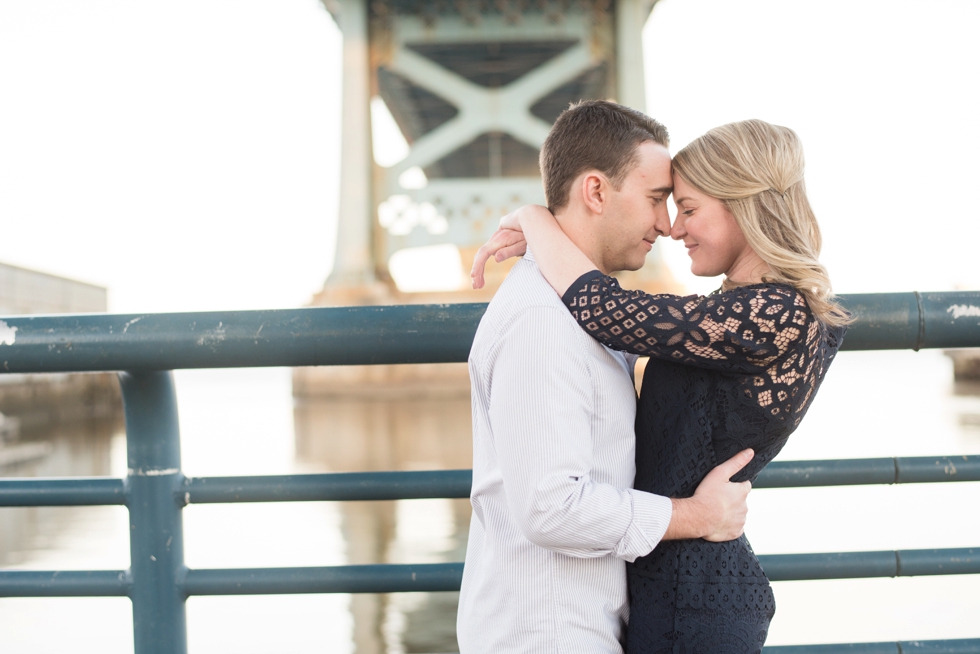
left=457, top=101, right=849, bottom=653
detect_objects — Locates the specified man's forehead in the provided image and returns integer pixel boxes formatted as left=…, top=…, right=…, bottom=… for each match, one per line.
left=632, top=141, right=673, bottom=184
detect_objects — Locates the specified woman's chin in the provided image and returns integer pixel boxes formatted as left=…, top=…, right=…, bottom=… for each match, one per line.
left=690, top=265, right=721, bottom=278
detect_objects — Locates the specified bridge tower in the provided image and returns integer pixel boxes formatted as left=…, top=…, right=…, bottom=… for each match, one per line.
left=314, top=0, right=674, bottom=304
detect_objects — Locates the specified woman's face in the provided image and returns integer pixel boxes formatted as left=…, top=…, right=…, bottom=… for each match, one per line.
left=670, top=173, right=757, bottom=279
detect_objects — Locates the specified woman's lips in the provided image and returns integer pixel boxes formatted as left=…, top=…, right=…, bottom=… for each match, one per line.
left=686, top=244, right=698, bottom=256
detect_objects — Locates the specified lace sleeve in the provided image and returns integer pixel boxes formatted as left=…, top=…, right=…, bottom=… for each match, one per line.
left=561, top=271, right=811, bottom=374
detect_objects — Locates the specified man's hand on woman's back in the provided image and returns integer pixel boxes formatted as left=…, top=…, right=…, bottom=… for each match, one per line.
left=663, top=449, right=754, bottom=542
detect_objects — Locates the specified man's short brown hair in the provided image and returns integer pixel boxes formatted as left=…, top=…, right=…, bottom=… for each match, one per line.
left=539, top=100, right=669, bottom=212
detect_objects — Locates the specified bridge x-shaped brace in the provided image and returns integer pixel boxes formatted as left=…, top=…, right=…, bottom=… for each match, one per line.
left=386, top=42, right=600, bottom=192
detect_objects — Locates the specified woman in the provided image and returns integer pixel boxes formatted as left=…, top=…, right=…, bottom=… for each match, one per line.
left=472, top=119, right=849, bottom=653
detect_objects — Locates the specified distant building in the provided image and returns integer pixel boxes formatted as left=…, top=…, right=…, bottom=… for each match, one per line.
left=0, top=262, right=118, bottom=441
left=0, top=262, right=106, bottom=315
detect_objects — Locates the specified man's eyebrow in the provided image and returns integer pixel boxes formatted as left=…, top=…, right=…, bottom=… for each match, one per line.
left=650, top=186, right=673, bottom=195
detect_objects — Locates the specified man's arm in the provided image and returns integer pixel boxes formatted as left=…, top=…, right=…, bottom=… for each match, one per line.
left=489, top=306, right=671, bottom=561
left=664, top=449, right=754, bottom=541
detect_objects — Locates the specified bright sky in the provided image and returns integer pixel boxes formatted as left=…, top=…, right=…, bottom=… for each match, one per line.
left=0, top=0, right=341, bottom=313
left=646, top=0, right=980, bottom=295
left=0, top=0, right=978, bottom=311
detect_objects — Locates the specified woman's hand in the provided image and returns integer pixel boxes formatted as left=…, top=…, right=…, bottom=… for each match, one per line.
left=471, top=205, right=552, bottom=288
left=471, top=203, right=595, bottom=296
left=471, top=228, right=526, bottom=289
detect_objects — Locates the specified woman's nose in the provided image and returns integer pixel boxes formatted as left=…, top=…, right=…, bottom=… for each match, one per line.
left=670, top=216, right=686, bottom=240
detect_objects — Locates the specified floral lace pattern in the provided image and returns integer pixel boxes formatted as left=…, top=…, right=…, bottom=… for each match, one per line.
left=562, top=272, right=846, bottom=653
left=563, top=273, right=839, bottom=428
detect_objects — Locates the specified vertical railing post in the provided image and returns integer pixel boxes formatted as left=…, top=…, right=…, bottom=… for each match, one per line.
left=119, top=371, right=188, bottom=654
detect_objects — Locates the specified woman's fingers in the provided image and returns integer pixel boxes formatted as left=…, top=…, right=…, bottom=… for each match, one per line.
left=494, top=239, right=527, bottom=262
left=471, top=230, right=507, bottom=289
left=471, top=229, right=526, bottom=289
left=471, top=243, right=494, bottom=289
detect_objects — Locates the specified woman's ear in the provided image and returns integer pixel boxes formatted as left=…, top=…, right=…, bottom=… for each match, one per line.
left=580, top=172, right=607, bottom=215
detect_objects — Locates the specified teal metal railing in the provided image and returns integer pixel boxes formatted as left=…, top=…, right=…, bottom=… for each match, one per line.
left=0, top=291, right=978, bottom=653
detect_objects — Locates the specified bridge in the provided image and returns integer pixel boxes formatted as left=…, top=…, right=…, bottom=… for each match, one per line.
left=0, top=290, right=978, bottom=653
left=317, top=0, right=675, bottom=302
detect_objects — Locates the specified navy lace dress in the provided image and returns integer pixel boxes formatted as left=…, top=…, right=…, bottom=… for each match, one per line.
left=562, top=272, right=846, bottom=654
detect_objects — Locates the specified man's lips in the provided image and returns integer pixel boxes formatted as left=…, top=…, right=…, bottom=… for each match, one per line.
left=642, top=239, right=655, bottom=250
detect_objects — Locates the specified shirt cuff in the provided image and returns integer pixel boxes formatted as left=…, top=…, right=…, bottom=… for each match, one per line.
left=560, top=269, right=605, bottom=308
left=614, top=490, right=673, bottom=562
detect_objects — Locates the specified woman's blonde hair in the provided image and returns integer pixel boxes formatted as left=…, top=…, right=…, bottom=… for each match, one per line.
left=672, top=119, right=851, bottom=327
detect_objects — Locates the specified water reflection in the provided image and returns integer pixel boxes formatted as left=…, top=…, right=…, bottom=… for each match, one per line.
left=293, top=368, right=472, bottom=654
left=1, top=354, right=979, bottom=652
left=0, top=379, right=132, bottom=654
left=0, top=369, right=354, bottom=654
left=953, top=380, right=980, bottom=432
left=0, top=415, right=122, bottom=567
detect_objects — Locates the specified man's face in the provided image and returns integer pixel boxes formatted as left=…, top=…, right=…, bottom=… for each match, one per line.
left=595, top=141, right=673, bottom=272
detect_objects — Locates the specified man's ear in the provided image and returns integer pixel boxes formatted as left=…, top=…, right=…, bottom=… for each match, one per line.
left=579, top=172, right=607, bottom=215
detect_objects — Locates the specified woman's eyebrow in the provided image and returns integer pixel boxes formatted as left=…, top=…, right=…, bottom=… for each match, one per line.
left=673, top=195, right=692, bottom=204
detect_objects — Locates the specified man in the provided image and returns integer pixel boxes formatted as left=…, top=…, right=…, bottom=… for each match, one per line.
left=458, top=101, right=754, bottom=653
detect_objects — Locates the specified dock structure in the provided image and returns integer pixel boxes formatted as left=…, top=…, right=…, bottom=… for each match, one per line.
left=0, top=263, right=119, bottom=436
left=0, top=263, right=120, bottom=568
left=314, top=0, right=675, bottom=305
left=0, top=261, right=107, bottom=316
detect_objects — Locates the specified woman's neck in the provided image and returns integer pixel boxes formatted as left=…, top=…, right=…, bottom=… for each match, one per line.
left=724, top=250, right=770, bottom=286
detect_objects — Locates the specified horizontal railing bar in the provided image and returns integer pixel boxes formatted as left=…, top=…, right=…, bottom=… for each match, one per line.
left=2, top=456, right=977, bottom=508
left=178, top=455, right=978, bottom=504
left=0, top=477, right=126, bottom=506
left=183, top=469, right=472, bottom=503
left=0, top=570, right=131, bottom=597
left=2, top=546, right=975, bottom=598
left=755, top=455, right=980, bottom=488
left=759, top=547, right=980, bottom=581
left=0, top=304, right=485, bottom=372
left=178, top=545, right=980, bottom=596
left=0, top=291, right=976, bottom=372
left=182, top=562, right=464, bottom=596
left=839, top=291, right=980, bottom=352
left=763, top=638, right=980, bottom=653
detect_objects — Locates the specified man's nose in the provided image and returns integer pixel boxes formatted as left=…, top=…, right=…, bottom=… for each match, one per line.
left=654, top=206, right=671, bottom=237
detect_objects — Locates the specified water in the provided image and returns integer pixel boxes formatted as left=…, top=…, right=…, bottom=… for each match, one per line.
left=0, top=353, right=978, bottom=652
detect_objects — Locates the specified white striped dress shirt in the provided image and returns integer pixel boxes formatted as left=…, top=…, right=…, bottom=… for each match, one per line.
left=457, top=252, right=673, bottom=653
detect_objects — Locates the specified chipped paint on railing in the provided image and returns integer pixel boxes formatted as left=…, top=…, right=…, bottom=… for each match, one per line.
left=128, top=467, right=181, bottom=477
left=0, top=320, right=17, bottom=346
left=948, top=304, right=980, bottom=319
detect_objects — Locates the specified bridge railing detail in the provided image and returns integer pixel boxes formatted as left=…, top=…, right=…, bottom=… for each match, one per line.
left=0, top=291, right=978, bottom=654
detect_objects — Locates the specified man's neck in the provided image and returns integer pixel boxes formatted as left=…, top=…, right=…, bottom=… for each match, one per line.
left=553, top=207, right=611, bottom=275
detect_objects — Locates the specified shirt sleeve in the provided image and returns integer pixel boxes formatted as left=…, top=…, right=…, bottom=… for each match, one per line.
left=488, top=305, right=672, bottom=561
left=560, top=271, right=811, bottom=374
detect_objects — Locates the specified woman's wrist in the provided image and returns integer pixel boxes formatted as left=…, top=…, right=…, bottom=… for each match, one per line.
left=517, top=205, right=549, bottom=233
